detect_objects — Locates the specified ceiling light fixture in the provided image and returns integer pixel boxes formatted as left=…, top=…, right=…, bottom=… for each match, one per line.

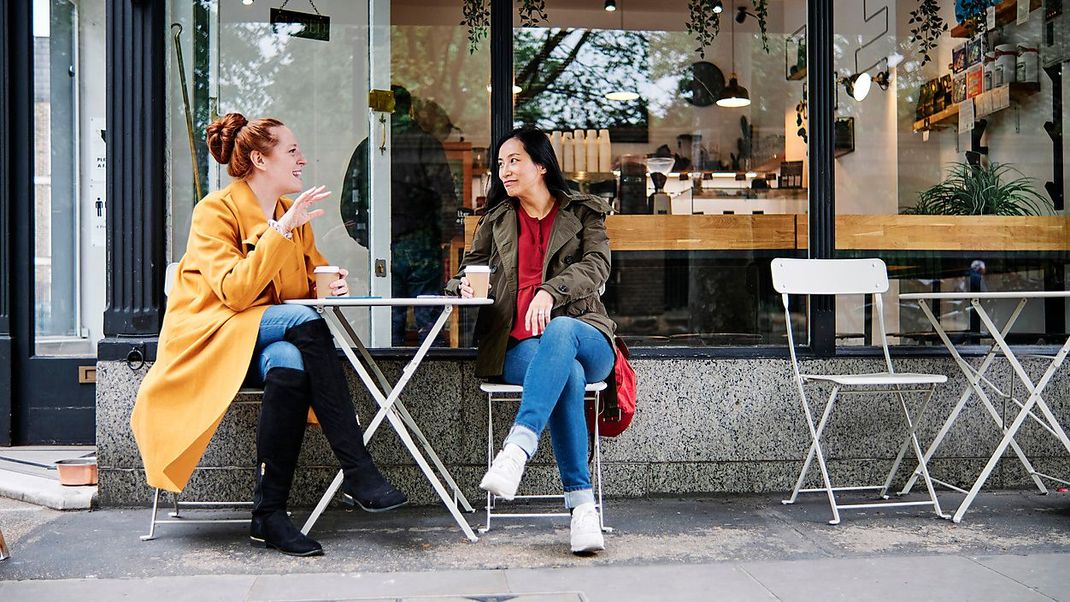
left=242, top=0, right=254, bottom=5
left=717, top=2, right=751, bottom=108
left=604, top=0, right=617, bottom=11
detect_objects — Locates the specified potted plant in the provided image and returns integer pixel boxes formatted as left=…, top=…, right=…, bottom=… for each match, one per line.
left=903, top=162, right=1053, bottom=216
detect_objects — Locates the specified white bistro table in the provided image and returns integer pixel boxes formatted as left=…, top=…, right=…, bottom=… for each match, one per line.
left=899, top=291, right=1070, bottom=522
left=284, top=296, right=492, bottom=542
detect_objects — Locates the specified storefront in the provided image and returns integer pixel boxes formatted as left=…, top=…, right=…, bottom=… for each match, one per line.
left=1, top=1, right=1068, bottom=502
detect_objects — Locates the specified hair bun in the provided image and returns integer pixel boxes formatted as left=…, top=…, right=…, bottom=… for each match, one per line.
left=206, top=112, right=248, bottom=166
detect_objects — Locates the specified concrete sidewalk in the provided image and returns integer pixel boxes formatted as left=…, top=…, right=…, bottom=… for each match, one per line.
left=1, top=490, right=1069, bottom=600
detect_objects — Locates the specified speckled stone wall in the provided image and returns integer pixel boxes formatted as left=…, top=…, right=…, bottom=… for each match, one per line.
left=96, top=356, right=1070, bottom=509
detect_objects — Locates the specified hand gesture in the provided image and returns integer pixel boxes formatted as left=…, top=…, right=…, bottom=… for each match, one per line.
left=525, top=290, right=555, bottom=336
left=278, top=185, right=331, bottom=232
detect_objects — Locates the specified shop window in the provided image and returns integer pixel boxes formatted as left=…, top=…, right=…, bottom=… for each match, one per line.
left=504, top=0, right=811, bottom=347
left=832, top=0, right=1068, bottom=347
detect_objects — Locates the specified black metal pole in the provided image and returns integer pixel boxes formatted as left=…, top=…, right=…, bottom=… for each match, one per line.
left=490, top=0, right=513, bottom=149
left=807, top=0, right=835, bottom=356
left=0, top=1, right=32, bottom=445
left=100, top=0, right=167, bottom=361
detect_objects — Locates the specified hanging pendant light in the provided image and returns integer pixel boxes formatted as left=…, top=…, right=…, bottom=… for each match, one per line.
left=717, top=74, right=750, bottom=107
left=717, top=1, right=751, bottom=108
left=604, top=0, right=617, bottom=11
left=604, top=0, right=640, bottom=102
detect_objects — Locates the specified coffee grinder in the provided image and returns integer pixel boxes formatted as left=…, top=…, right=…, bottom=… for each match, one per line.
left=644, top=157, right=675, bottom=215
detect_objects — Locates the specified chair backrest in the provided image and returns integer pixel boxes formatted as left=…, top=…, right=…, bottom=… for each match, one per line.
left=772, top=257, right=896, bottom=376
left=164, top=263, right=180, bottom=298
left=771, top=258, right=888, bottom=296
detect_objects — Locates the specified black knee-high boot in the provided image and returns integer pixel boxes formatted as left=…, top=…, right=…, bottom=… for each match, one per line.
left=250, top=367, right=323, bottom=557
left=284, top=319, right=408, bottom=512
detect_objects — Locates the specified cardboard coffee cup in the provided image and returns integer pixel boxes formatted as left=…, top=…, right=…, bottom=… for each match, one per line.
left=314, top=266, right=342, bottom=298
left=464, top=265, right=491, bottom=298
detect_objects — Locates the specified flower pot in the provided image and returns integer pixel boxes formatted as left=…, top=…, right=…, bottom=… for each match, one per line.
left=55, top=458, right=98, bottom=486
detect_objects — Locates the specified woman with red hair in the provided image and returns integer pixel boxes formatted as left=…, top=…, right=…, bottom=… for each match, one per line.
left=133, top=113, right=405, bottom=557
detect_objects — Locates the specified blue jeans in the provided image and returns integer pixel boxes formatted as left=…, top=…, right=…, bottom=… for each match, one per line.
left=501, top=317, right=615, bottom=508
left=249, top=304, right=322, bottom=383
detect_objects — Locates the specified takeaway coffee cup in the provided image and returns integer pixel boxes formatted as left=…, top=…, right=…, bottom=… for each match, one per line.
left=314, top=266, right=342, bottom=298
left=464, top=265, right=491, bottom=298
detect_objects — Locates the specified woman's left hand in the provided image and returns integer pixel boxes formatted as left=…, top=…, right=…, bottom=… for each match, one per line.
left=525, top=290, right=555, bottom=336
left=330, top=268, right=350, bottom=296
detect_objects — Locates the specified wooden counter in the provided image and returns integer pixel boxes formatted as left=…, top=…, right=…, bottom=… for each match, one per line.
left=463, top=214, right=1070, bottom=254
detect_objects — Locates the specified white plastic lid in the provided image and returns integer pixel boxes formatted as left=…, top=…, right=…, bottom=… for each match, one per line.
left=464, top=265, right=491, bottom=273
left=314, top=265, right=340, bottom=273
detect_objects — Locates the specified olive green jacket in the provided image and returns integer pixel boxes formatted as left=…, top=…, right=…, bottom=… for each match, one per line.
left=446, top=193, right=616, bottom=377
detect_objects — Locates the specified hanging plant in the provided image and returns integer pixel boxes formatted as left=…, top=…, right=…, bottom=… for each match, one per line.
left=461, top=0, right=489, bottom=54
left=518, top=0, right=548, bottom=27
left=751, top=0, right=770, bottom=52
left=908, top=0, right=948, bottom=67
left=687, top=0, right=722, bottom=58
left=795, top=84, right=808, bottom=144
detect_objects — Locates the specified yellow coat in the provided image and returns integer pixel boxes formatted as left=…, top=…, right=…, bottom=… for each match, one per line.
left=131, top=180, right=329, bottom=492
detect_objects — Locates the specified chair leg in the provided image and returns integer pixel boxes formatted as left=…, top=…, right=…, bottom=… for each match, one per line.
left=898, top=387, right=949, bottom=519
left=880, top=386, right=937, bottom=498
left=783, top=386, right=841, bottom=524
left=140, top=487, right=162, bottom=541
left=479, top=392, right=495, bottom=535
left=0, top=524, right=10, bottom=561
left=593, top=390, right=611, bottom=533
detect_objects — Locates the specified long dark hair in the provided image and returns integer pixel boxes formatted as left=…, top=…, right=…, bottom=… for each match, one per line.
left=485, top=127, right=573, bottom=212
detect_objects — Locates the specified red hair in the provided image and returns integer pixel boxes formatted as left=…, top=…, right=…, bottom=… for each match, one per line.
left=205, top=112, right=285, bottom=179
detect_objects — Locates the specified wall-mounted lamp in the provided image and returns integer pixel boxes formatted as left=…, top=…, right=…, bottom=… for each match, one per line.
left=604, top=0, right=617, bottom=12
left=735, top=5, right=757, bottom=23
left=872, top=70, right=891, bottom=91
left=841, top=72, right=872, bottom=102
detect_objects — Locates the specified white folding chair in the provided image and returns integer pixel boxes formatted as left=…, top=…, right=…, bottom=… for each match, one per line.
left=772, top=258, right=950, bottom=524
left=141, top=263, right=260, bottom=541
left=477, top=382, right=612, bottom=535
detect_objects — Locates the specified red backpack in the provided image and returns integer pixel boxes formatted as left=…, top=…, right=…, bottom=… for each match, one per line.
left=586, top=336, right=636, bottom=437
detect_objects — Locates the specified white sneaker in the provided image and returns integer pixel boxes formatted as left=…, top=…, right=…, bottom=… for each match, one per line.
left=479, top=444, right=527, bottom=501
left=569, top=502, right=605, bottom=554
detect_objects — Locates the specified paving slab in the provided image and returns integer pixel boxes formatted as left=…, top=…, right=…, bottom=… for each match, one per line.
left=505, top=564, right=776, bottom=602
left=973, top=553, right=1070, bottom=602
left=743, top=554, right=1051, bottom=602
left=245, top=569, right=511, bottom=601
left=0, top=575, right=256, bottom=602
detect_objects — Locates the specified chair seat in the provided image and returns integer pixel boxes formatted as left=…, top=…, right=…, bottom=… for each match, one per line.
left=480, top=382, right=607, bottom=394
left=802, top=372, right=947, bottom=386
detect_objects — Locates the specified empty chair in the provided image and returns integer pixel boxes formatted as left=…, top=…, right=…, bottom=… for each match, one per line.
left=771, top=258, right=949, bottom=524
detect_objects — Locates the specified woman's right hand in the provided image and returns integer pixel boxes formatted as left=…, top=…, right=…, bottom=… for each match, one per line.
left=458, top=276, right=474, bottom=298
left=278, top=185, right=331, bottom=232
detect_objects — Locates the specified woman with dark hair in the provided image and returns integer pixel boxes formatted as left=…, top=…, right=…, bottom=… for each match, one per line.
left=446, top=127, right=616, bottom=554
left=132, top=113, right=406, bottom=558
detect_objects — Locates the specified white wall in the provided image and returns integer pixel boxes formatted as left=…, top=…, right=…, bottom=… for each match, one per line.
left=78, top=0, right=107, bottom=348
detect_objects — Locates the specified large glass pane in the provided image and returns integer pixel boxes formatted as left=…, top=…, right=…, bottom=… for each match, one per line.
left=167, top=1, right=489, bottom=347
left=508, top=0, right=810, bottom=347
left=833, top=1, right=1068, bottom=347
left=168, top=0, right=375, bottom=339
left=33, top=0, right=86, bottom=355
left=387, top=1, right=490, bottom=346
